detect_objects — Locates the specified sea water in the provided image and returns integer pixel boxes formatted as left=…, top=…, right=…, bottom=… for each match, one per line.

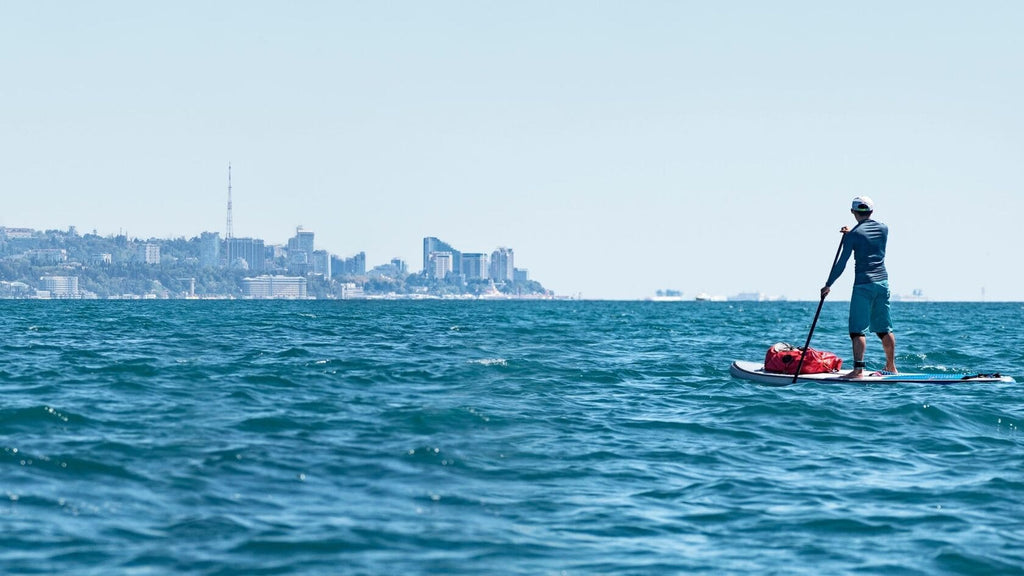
left=1, top=300, right=1022, bottom=575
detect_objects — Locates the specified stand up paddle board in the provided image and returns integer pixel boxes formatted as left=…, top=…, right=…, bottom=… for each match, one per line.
left=730, top=360, right=1015, bottom=386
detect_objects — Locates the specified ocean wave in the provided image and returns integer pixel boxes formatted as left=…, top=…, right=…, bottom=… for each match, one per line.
left=1, top=300, right=1022, bottom=574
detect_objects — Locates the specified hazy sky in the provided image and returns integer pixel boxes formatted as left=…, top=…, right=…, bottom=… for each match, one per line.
left=3, top=2, right=1022, bottom=300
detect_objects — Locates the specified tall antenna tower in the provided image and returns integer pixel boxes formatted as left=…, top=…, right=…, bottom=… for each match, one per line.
left=226, top=163, right=234, bottom=239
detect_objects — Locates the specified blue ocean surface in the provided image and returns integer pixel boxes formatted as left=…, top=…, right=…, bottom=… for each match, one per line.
left=1, top=300, right=1022, bottom=575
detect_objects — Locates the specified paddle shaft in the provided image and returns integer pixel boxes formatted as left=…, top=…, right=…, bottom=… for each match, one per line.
left=792, top=235, right=846, bottom=383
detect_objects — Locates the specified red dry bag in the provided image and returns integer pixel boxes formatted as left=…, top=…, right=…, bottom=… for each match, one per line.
left=764, top=342, right=843, bottom=375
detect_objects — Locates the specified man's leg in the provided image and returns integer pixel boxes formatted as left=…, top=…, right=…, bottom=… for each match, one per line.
left=847, top=284, right=872, bottom=378
left=847, top=333, right=867, bottom=377
left=878, top=332, right=897, bottom=373
left=868, top=282, right=896, bottom=374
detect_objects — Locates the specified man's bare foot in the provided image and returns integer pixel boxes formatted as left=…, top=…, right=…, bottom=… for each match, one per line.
left=884, top=364, right=898, bottom=374
left=841, top=369, right=864, bottom=379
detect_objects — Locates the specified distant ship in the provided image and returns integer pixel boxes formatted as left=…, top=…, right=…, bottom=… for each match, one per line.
left=695, top=292, right=727, bottom=302
left=892, top=289, right=929, bottom=302
left=728, top=291, right=766, bottom=302
left=648, top=289, right=685, bottom=302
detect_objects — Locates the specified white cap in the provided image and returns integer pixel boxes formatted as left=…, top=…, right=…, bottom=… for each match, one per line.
left=851, top=196, right=874, bottom=212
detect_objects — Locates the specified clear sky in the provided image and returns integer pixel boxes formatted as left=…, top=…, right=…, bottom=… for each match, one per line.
left=3, top=2, right=1022, bottom=300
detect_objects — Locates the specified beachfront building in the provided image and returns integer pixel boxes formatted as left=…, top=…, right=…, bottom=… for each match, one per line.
left=423, top=237, right=461, bottom=277
left=489, top=247, right=514, bottom=282
left=462, top=253, right=488, bottom=280
left=241, top=275, right=307, bottom=299
left=0, top=281, right=33, bottom=298
left=39, top=275, right=80, bottom=298
left=430, top=251, right=454, bottom=279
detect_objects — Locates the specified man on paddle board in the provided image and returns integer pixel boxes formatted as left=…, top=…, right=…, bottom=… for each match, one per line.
left=820, top=196, right=897, bottom=378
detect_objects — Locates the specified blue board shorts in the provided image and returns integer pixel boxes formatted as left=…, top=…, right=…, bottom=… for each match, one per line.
left=849, top=281, right=893, bottom=335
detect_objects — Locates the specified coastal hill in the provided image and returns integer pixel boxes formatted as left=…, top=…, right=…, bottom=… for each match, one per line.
left=0, top=227, right=550, bottom=299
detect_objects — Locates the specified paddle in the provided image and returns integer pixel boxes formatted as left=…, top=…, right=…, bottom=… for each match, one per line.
left=791, top=234, right=846, bottom=383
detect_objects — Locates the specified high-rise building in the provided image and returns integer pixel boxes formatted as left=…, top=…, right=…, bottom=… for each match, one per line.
left=331, top=252, right=366, bottom=277
left=330, top=255, right=344, bottom=278
left=312, top=250, right=331, bottom=277
left=350, top=252, right=366, bottom=275
left=288, top=227, right=315, bottom=254
left=489, top=247, right=514, bottom=282
left=227, top=237, right=266, bottom=271
left=462, top=253, right=488, bottom=280
left=286, top=227, right=316, bottom=275
left=431, top=251, right=453, bottom=279
left=390, top=258, right=407, bottom=275
left=200, top=232, right=220, bottom=268
left=423, top=237, right=461, bottom=277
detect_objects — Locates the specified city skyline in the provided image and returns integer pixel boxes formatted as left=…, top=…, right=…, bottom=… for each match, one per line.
left=0, top=221, right=1013, bottom=301
left=3, top=3, right=1023, bottom=300
left=0, top=157, right=1014, bottom=301
left=10, top=161, right=526, bottom=286
left=0, top=222, right=548, bottom=300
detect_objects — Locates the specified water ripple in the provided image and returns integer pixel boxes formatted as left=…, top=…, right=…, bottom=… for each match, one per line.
left=0, top=300, right=1022, bottom=574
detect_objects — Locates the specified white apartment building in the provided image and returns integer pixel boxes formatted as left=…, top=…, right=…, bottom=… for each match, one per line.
left=137, top=243, right=160, bottom=264
left=242, top=275, right=307, bottom=299
left=39, top=275, right=79, bottom=298
left=430, top=252, right=453, bottom=279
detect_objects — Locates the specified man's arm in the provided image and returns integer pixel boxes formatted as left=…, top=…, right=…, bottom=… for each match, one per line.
left=821, top=227, right=853, bottom=297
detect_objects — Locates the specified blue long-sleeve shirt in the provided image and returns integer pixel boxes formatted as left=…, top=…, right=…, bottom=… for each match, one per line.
left=826, top=219, right=888, bottom=287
